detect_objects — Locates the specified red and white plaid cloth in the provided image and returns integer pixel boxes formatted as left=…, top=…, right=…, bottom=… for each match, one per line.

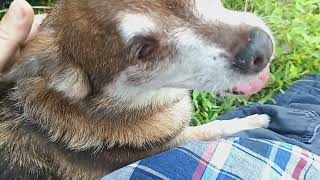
left=101, top=138, right=320, bottom=180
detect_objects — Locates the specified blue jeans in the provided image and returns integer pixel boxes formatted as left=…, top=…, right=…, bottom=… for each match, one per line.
left=220, top=74, right=320, bottom=155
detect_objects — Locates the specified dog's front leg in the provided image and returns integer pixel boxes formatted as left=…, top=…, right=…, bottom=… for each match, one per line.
left=165, top=114, right=270, bottom=149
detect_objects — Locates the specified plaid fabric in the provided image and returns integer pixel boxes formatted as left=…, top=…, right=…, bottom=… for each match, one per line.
left=101, top=138, right=320, bottom=180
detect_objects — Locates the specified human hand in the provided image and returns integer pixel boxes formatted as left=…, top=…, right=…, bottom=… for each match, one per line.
left=0, top=0, right=46, bottom=73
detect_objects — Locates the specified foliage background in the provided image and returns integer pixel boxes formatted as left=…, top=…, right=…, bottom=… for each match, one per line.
left=1, top=0, right=319, bottom=125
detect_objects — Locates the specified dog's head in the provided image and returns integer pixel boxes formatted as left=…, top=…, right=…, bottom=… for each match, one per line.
left=15, top=0, right=274, bottom=106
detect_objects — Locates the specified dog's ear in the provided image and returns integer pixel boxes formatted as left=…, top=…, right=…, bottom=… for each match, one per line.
left=47, top=66, right=91, bottom=101
left=4, top=55, right=90, bottom=100
left=4, top=59, right=42, bottom=82
left=7, top=60, right=91, bottom=101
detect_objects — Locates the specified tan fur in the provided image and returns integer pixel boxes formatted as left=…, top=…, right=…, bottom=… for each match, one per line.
left=0, top=0, right=272, bottom=179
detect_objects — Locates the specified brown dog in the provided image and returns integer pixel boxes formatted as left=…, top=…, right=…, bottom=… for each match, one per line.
left=0, top=0, right=274, bottom=179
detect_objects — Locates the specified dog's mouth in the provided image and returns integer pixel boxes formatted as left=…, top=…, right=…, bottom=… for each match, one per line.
left=229, top=65, right=270, bottom=96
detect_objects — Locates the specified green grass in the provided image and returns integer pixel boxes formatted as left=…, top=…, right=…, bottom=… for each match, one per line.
left=193, top=0, right=320, bottom=125
left=1, top=0, right=320, bottom=125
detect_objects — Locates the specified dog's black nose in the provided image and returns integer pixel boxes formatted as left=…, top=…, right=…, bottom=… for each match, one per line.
left=233, top=28, right=273, bottom=74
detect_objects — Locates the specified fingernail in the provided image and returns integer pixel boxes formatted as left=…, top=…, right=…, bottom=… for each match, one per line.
left=8, top=0, right=27, bottom=20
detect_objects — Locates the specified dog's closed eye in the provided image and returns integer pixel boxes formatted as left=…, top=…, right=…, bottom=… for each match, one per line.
left=130, top=35, right=159, bottom=61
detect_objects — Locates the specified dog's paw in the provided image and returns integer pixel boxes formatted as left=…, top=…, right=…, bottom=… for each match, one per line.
left=197, top=114, right=271, bottom=140
left=241, top=114, right=271, bottom=129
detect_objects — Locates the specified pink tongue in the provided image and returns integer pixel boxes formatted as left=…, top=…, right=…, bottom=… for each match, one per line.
left=233, top=66, right=270, bottom=96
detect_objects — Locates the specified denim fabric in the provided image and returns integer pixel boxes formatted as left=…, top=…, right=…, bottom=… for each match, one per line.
left=220, top=74, right=320, bottom=155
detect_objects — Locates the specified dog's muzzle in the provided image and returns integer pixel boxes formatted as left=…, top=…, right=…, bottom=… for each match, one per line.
left=233, top=28, right=273, bottom=74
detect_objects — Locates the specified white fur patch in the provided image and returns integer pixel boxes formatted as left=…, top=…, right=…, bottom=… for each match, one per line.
left=193, top=0, right=224, bottom=22
left=194, top=0, right=271, bottom=32
left=193, top=0, right=275, bottom=57
left=105, top=79, right=188, bottom=109
left=48, top=68, right=90, bottom=100
left=167, top=28, right=251, bottom=91
left=118, top=13, right=156, bottom=42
